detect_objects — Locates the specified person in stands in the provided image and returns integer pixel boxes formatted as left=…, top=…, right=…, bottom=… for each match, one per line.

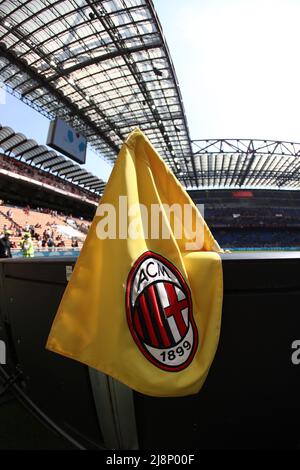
left=20, top=232, right=34, bottom=258
left=47, top=237, right=55, bottom=248
left=71, top=238, right=79, bottom=248
left=0, top=231, right=12, bottom=259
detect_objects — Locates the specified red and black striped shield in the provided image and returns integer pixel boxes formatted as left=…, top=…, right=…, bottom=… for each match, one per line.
left=126, top=251, right=199, bottom=371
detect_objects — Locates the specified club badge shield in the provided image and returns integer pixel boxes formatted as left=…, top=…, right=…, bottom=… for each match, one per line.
left=126, top=251, right=199, bottom=371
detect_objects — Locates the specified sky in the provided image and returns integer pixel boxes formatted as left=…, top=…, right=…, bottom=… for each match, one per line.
left=2, top=0, right=300, bottom=182
left=154, top=0, right=300, bottom=142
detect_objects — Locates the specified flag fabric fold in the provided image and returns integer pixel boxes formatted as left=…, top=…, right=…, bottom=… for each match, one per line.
left=46, top=128, right=223, bottom=397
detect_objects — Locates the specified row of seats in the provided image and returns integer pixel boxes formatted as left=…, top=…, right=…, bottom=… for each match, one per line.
left=0, top=204, right=89, bottom=250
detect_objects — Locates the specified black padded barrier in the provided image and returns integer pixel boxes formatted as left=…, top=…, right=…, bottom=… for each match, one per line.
left=135, top=252, right=300, bottom=449
left=0, top=257, right=103, bottom=450
left=1, top=253, right=300, bottom=450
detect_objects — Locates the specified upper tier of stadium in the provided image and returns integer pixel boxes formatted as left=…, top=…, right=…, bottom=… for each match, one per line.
left=0, top=123, right=105, bottom=196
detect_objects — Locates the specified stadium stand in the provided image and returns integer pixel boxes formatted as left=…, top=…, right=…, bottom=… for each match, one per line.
left=0, top=202, right=88, bottom=253
left=0, top=138, right=97, bottom=257
left=0, top=149, right=100, bottom=203
left=0, top=119, right=102, bottom=257
left=189, top=189, right=300, bottom=248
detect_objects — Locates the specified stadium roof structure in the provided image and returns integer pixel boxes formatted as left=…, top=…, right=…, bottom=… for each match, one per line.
left=0, top=123, right=106, bottom=193
left=191, top=139, right=300, bottom=190
left=2, top=2, right=300, bottom=192
left=0, top=0, right=195, bottom=186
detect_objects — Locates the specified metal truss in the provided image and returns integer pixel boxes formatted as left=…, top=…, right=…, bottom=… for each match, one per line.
left=0, top=0, right=195, bottom=186
left=190, top=139, right=300, bottom=190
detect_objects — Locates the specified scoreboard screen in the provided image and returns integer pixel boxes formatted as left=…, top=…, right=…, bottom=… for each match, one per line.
left=232, top=191, right=253, bottom=198
left=47, top=118, right=87, bottom=164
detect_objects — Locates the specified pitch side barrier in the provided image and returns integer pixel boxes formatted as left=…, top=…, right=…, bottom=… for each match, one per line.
left=0, top=253, right=300, bottom=450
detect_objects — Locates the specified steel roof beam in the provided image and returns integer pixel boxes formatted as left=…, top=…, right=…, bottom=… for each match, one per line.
left=76, top=176, right=99, bottom=184
left=58, top=167, right=83, bottom=177
left=0, top=42, right=119, bottom=154
left=46, top=161, right=71, bottom=171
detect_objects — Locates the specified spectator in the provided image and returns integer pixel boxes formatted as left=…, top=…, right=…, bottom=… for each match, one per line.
left=20, top=232, right=34, bottom=258
left=71, top=238, right=79, bottom=248
left=0, top=231, right=12, bottom=258
left=47, top=238, right=55, bottom=248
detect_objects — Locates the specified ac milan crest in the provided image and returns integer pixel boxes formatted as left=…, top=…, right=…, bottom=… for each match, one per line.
left=126, top=251, right=198, bottom=371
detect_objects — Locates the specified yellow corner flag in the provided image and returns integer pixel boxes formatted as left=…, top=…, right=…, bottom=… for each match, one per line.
left=46, top=128, right=223, bottom=397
